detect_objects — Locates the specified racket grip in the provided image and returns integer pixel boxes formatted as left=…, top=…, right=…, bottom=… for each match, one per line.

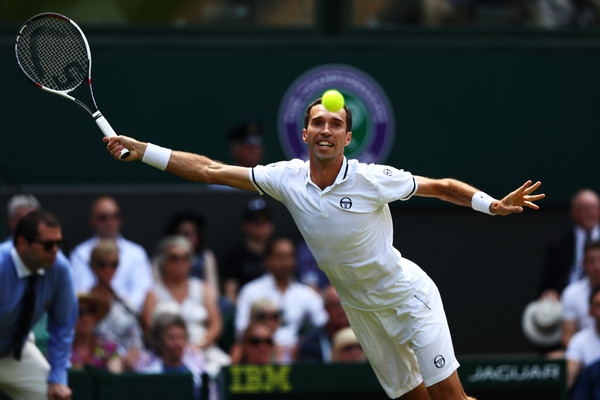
left=94, top=113, right=130, bottom=159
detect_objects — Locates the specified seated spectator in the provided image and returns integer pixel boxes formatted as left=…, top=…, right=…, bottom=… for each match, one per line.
left=235, top=237, right=328, bottom=363
left=88, top=239, right=144, bottom=370
left=69, top=196, right=153, bottom=311
left=162, top=211, right=234, bottom=319
left=331, top=327, right=367, bottom=363
left=221, top=198, right=274, bottom=304
left=142, top=235, right=230, bottom=376
left=136, top=312, right=207, bottom=400
left=162, top=212, right=219, bottom=295
left=566, top=285, right=600, bottom=389
left=295, top=240, right=329, bottom=292
left=571, top=358, right=600, bottom=400
left=70, top=292, right=122, bottom=372
left=1, top=193, right=40, bottom=246
left=562, top=240, right=600, bottom=348
left=297, top=285, right=349, bottom=362
left=230, top=298, right=282, bottom=363
left=233, top=322, right=277, bottom=364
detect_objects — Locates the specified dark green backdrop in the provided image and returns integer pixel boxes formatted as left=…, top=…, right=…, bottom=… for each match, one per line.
left=1, top=30, right=599, bottom=205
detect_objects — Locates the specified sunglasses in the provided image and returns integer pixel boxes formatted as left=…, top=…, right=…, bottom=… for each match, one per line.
left=255, top=311, right=280, bottom=320
left=79, top=308, right=96, bottom=317
left=95, top=212, right=121, bottom=222
left=166, top=253, right=190, bottom=262
left=93, top=261, right=118, bottom=269
left=33, top=239, right=63, bottom=252
left=246, top=337, right=273, bottom=346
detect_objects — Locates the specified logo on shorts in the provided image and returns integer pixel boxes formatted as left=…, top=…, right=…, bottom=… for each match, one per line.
left=383, top=168, right=392, bottom=176
left=340, top=197, right=352, bottom=210
left=434, top=355, right=446, bottom=369
left=278, top=64, right=395, bottom=163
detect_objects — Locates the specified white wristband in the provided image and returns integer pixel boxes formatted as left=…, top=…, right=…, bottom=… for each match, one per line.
left=472, top=191, right=497, bottom=215
left=142, top=143, right=172, bottom=171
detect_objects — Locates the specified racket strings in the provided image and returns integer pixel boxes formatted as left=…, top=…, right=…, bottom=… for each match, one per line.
left=16, top=16, right=89, bottom=92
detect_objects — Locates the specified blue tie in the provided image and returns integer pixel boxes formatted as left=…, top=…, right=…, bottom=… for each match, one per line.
left=12, top=275, right=37, bottom=361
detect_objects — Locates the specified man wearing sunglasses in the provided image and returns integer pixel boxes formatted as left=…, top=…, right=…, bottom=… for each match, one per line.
left=69, top=196, right=153, bottom=312
left=0, top=210, right=78, bottom=400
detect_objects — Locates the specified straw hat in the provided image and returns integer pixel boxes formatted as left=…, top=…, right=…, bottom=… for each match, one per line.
left=77, top=292, right=110, bottom=321
left=522, top=298, right=562, bottom=348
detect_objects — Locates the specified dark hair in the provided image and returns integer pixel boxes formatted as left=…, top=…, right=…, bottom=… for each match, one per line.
left=263, top=237, right=295, bottom=259
left=163, top=212, right=206, bottom=249
left=13, top=209, right=60, bottom=246
left=590, top=285, right=600, bottom=306
left=149, top=312, right=188, bottom=354
left=304, top=98, right=353, bottom=132
left=584, top=240, right=600, bottom=257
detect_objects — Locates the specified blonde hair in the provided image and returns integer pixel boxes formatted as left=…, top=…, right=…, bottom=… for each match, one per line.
left=90, top=239, right=119, bottom=266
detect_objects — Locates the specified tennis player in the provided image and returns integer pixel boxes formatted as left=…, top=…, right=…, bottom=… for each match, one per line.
left=105, top=98, right=544, bottom=400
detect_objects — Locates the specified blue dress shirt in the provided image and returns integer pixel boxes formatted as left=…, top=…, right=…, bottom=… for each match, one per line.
left=0, top=244, right=78, bottom=385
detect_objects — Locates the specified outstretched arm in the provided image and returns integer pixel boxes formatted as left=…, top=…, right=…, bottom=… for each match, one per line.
left=104, top=136, right=257, bottom=191
left=415, top=176, right=545, bottom=216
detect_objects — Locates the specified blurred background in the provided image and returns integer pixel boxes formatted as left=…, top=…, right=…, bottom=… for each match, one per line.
left=1, top=0, right=598, bottom=359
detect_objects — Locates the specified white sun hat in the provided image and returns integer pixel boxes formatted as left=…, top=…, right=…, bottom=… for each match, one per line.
left=522, top=298, right=563, bottom=348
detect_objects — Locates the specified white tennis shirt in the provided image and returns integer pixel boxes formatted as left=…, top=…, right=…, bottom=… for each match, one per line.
left=251, top=157, right=429, bottom=311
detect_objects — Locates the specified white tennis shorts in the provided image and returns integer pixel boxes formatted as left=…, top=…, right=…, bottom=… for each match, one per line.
left=341, top=279, right=459, bottom=399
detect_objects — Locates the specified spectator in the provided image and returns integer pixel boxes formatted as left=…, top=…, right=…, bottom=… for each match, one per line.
left=562, top=240, right=600, bottom=348
left=331, top=327, right=367, bottom=363
left=538, top=189, right=600, bottom=300
left=227, top=121, right=264, bottom=168
left=571, top=358, right=600, bottom=400
left=0, top=210, right=77, bottom=400
left=234, top=322, right=277, bottom=364
left=235, top=237, right=328, bottom=363
left=70, top=292, right=122, bottom=373
left=0, top=194, right=49, bottom=355
left=296, top=240, right=329, bottom=292
left=136, top=312, right=207, bottom=400
left=162, top=212, right=220, bottom=296
left=1, top=193, right=40, bottom=246
left=221, top=198, right=274, bottom=303
left=297, top=285, right=350, bottom=362
left=142, top=235, right=230, bottom=376
left=69, top=196, right=153, bottom=311
left=565, top=285, right=600, bottom=389
left=88, top=239, right=144, bottom=370
left=229, top=298, right=281, bottom=363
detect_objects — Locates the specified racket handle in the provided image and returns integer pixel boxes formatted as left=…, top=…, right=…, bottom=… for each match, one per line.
left=94, top=112, right=130, bottom=159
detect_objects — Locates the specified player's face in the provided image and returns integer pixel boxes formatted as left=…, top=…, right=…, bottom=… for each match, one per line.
left=302, top=104, right=352, bottom=164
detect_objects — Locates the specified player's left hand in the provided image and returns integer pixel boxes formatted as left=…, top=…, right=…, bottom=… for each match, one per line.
left=491, top=180, right=545, bottom=216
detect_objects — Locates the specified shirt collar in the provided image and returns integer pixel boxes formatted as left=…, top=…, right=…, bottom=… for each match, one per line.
left=10, top=247, right=45, bottom=279
left=305, top=156, right=349, bottom=188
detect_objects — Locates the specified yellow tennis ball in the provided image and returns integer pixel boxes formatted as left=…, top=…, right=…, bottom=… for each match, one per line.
left=322, top=90, right=345, bottom=112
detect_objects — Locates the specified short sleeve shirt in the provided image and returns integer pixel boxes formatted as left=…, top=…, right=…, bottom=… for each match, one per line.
left=251, top=157, right=428, bottom=310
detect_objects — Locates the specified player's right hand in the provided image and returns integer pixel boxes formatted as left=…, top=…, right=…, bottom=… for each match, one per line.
left=103, top=136, right=142, bottom=161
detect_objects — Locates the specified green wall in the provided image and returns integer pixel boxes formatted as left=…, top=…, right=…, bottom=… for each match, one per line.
left=2, top=30, right=599, bottom=205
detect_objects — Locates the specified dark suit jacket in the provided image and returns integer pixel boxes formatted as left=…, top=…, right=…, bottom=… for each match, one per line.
left=537, top=229, right=575, bottom=297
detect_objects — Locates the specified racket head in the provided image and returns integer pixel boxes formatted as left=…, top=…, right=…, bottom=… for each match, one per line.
left=15, top=12, right=91, bottom=95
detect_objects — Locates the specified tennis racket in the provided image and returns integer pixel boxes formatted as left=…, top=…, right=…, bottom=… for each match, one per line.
left=15, top=12, right=129, bottom=159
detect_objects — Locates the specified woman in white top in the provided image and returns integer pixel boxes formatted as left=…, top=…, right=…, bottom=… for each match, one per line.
left=142, top=235, right=230, bottom=376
